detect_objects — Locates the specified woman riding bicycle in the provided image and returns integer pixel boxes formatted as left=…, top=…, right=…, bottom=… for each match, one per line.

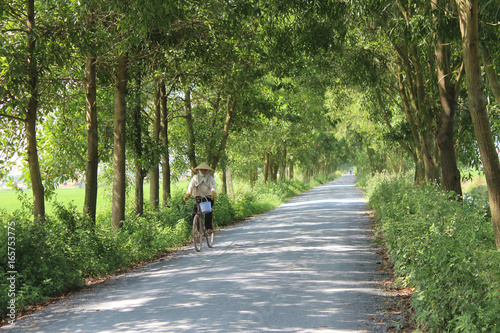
left=184, top=162, right=217, bottom=233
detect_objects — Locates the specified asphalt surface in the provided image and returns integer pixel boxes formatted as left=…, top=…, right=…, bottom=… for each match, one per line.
left=3, top=174, right=395, bottom=332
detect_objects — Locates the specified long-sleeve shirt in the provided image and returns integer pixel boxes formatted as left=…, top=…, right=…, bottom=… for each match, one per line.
left=187, top=174, right=217, bottom=197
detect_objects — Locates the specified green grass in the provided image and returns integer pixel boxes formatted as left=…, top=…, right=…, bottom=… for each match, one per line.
left=0, top=181, right=189, bottom=215
left=462, top=173, right=488, bottom=198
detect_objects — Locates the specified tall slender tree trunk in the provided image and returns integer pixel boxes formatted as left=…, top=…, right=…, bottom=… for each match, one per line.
left=457, top=0, right=500, bottom=249
left=134, top=163, right=143, bottom=216
left=185, top=88, right=197, bottom=170
left=263, top=152, right=270, bottom=183
left=481, top=44, right=500, bottom=105
left=409, top=44, right=439, bottom=183
left=133, top=75, right=143, bottom=216
left=271, top=162, right=278, bottom=182
left=433, top=19, right=463, bottom=196
left=26, top=0, right=45, bottom=222
left=397, top=64, right=425, bottom=183
left=84, top=55, right=98, bottom=222
left=211, top=96, right=237, bottom=171
left=395, top=43, right=439, bottom=184
left=221, top=169, right=228, bottom=194
left=160, top=81, right=170, bottom=207
left=150, top=84, right=160, bottom=208
left=111, top=53, right=128, bottom=229
left=280, top=146, right=287, bottom=181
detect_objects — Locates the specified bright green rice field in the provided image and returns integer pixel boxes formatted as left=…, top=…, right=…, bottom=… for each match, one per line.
left=0, top=181, right=189, bottom=215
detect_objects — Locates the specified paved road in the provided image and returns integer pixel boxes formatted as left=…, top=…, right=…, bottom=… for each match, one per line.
left=4, top=174, right=394, bottom=332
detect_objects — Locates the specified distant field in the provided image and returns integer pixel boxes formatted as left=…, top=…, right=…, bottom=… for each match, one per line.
left=0, top=174, right=487, bottom=215
left=462, top=174, right=488, bottom=198
left=0, top=181, right=189, bottom=215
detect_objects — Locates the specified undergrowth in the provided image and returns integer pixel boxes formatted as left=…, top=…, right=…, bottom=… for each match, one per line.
left=363, top=172, right=500, bottom=332
left=0, top=174, right=338, bottom=321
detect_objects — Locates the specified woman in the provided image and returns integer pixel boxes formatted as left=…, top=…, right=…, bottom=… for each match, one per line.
left=184, top=162, right=217, bottom=233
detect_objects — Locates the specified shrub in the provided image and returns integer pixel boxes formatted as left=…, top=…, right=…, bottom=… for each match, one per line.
left=0, top=212, right=85, bottom=316
left=365, top=173, right=500, bottom=332
left=213, top=193, right=235, bottom=226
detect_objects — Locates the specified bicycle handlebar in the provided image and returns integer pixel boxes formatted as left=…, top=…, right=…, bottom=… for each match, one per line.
left=187, top=195, right=211, bottom=201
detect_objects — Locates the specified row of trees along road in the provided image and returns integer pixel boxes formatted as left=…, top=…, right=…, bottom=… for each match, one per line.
left=1, top=1, right=500, bottom=248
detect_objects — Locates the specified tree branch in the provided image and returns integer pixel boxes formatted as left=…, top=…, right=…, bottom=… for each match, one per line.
left=0, top=113, right=26, bottom=123
left=480, top=43, right=500, bottom=105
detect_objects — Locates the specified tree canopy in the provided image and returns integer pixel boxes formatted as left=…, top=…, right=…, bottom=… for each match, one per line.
left=1, top=0, right=500, bottom=245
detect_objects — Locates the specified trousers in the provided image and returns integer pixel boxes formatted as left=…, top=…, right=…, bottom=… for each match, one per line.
left=192, top=198, right=213, bottom=230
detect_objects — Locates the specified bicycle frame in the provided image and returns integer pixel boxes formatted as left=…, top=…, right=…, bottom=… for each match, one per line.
left=190, top=196, right=214, bottom=251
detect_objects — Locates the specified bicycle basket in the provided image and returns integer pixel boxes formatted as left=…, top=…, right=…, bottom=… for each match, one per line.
left=199, top=201, right=212, bottom=213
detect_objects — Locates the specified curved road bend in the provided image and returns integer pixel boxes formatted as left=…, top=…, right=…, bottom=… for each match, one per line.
left=4, top=174, right=395, bottom=332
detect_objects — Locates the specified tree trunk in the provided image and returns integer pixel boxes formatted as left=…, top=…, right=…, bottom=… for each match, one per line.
left=160, top=81, right=170, bottom=207
left=133, top=75, right=143, bottom=216
left=397, top=64, right=425, bottom=183
left=221, top=169, right=228, bottom=194
left=111, top=53, right=127, bottom=230
left=280, top=146, right=287, bottom=181
left=84, top=55, right=99, bottom=222
left=26, top=0, right=45, bottom=222
left=185, top=88, right=197, bottom=170
left=481, top=44, right=500, bottom=105
left=271, top=162, right=278, bottom=182
left=263, top=152, right=270, bottom=183
left=149, top=84, right=161, bottom=208
left=250, top=166, right=257, bottom=187
left=395, top=43, right=439, bottom=184
left=211, top=96, right=237, bottom=171
left=457, top=0, right=500, bottom=249
left=432, top=15, right=463, bottom=196
left=134, top=162, right=143, bottom=216
left=376, top=88, right=416, bottom=162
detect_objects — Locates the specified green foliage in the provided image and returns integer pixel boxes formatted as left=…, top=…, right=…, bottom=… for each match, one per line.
left=365, top=173, right=500, bottom=332
left=213, top=193, right=235, bottom=227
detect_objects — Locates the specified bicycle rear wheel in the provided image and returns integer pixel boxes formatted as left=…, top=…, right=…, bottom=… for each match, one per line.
left=206, top=226, right=214, bottom=248
left=193, top=215, right=202, bottom=252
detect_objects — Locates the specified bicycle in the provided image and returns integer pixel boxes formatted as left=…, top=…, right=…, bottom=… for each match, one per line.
left=190, top=196, right=214, bottom=252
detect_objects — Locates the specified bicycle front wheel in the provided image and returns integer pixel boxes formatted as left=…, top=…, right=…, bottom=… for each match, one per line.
left=206, top=225, right=214, bottom=248
left=193, top=215, right=202, bottom=252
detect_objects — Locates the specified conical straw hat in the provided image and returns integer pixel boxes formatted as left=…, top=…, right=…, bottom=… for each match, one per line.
left=194, top=162, right=214, bottom=171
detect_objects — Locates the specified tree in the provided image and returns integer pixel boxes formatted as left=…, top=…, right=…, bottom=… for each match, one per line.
left=1, top=0, right=46, bottom=221
left=111, top=53, right=128, bottom=229
left=150, top=82, right=161, bottom=208
left=432, top=0, right=464, bottom=196
left=349, top=0, right=470, bottom=193
left=81, top=2, right=102, bottom=223
left=83, top=54, right=99, bottom=222
left=456, top=0, right=500, bottom=249
left=131, top=71, right=145, bottom=216
left=160, top=80, right=171, bottom=206
left=25, top=0, right=45, bottom=221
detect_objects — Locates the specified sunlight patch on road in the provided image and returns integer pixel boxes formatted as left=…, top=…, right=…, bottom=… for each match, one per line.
left=321, top=184, right=356, bottom=187
left=284, top=198, right=365, bottom=207
left=82, top=297, right=155, bottom=312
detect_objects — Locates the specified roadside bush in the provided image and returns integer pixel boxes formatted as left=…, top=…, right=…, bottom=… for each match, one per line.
left=213, top=193, right=235, bottom=226
left=365, top=173, right=500, bottom=332
left=0, top=212, right=85, bottom=316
